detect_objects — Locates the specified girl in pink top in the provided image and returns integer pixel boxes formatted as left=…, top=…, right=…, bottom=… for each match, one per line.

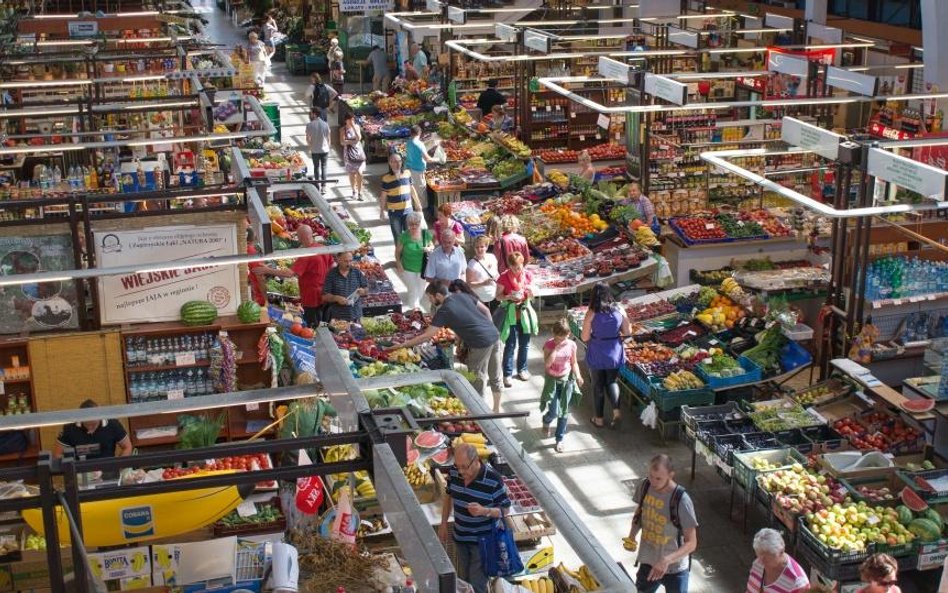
left=433, top=203, right=463, bottom=241
left=856, top=554, right=901, bottom=593
left=745, top=528, right=809, bottom=593
left=540, top=319, right=583, bottom=453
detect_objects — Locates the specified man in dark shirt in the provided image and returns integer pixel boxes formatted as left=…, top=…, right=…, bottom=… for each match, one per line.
left=55, top=399, right=132, bottom=460
left=388, top=283, right=503, bottom=411
left=321, top=251, right=368, bottom=322
left=439, top=443, right=511, bottom=593
left=476, top=80, right=507, bottom=117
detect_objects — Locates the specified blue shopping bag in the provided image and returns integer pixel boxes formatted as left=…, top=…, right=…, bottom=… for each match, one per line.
left=478, top=519, right=524, bottom=578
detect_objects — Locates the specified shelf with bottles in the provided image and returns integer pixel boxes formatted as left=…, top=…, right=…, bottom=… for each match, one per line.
left=0, top=340, right=39, bottom=462
left=450, top=54, right=515, bottom=84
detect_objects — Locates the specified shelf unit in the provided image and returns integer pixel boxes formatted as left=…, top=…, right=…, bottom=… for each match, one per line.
left=524, top=89, right=625, bottom=150
left=119, top=313, right=273, bottom=448
left=0, top=340, right=39, bottom=464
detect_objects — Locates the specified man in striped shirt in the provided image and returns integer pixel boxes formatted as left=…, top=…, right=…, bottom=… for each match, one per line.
left=439, top=443, right=511, bottom=593
left=378, top=152, right=419, bottom=242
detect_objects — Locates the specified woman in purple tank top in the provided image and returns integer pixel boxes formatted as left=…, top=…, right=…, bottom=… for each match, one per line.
left=581, top=283, right=631, bottom=428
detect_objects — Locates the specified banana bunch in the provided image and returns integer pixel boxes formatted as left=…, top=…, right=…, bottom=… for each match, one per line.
left=282, top=207, right=306, bottom=220
left=387, top=347, right=421, bottom=364
left=454, top=109, right=473, bottom=124
left=430, top=396, right=467, bottom=416
left=547, top=169, right=569, bottom=189
left=633, top=225, right=661, bottom=247
left=465, top=156, right=487, bottom=168
left=519, top=577, right=554, bottom=593
left=621, top=536, right=638, bottom=551
left=720, top=278, right=745, bottom=300
left=403, top=464, right=431, bottom=487
left=577, top=566, right=600, bottom=592
left=323, top=444, right=358, bottom=463
left=451, top=433, right=489, bottom=458
left=331, top=471, right=376, bottom=500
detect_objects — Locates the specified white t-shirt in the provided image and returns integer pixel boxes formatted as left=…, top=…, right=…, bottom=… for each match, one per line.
left=306, top=119, right=331, bottom=153
left=466, top=254, right=498, bottom=303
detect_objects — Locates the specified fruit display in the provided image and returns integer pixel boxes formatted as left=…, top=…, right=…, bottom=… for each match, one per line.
left=655, top=322, right=706, bottom=347
left=360, top=316, right=398, bottom=337
left=758, top=464, right=848, bottom=513
left=519, top=577, right=555, bottom=593
left=624, top=342, right=677, bottom=366
left=852, top=484, right=897, bottom=503
left=375, top=94, right=422, bottom=115
left=716, top=212, right=767, bottom=239
left=490, top=131, right=531, bottom=158
left=746, top=209, right=793, bottom=237
left=539, top=149, right=579, bottom=163
left=662, top=370, right=704, bottom=391
left=671, top=215, right=728, bottom=243
left=546, top=169, right=570, bottom=189
left=180, top=301, right=219, bottom=326
left=503, top=477, right=540, bottom=512
left=404, top=463, right=433, bottom=488
left=586, top=143, right=626, bottom=161
left=792, top=379, right=851, bottom=406
left=805, top=501, right=916, bottom=552
left=539, top=201, right=606, bottom=236
left=630, top=221, right=661, bottom=247
left=556, top=564, right=601, bottom=592
left=750, top=402, right=821, bottom=432
left=625, top=300, right=676, bottom=323
left=452, top=432, right=490, bottom=459
left=695, top=294, right=745, bottom=332
left=534, top=238, right=592, bottom=264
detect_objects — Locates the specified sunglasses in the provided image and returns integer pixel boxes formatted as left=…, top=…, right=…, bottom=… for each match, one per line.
left=457, top=457, right=477, bottom=472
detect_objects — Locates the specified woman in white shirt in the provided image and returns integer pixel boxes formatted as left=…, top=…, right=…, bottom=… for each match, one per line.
left=466, top=235, right=499, bottom=310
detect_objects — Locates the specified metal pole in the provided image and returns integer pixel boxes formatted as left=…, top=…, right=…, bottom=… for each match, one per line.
left=60, top=452, right=89, bottom=591
left=36, top=453, right=66, bottom=593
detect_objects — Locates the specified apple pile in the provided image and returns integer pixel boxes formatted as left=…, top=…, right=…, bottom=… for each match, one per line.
left=438, top=420, right=481, bottom=434
left=806, top=501, right=915, bottom=552
left=539, top=150, right=579, bottom=163
left=758, top=463, right=848, bottom=515
left=854, top=485, right=896, bottom=503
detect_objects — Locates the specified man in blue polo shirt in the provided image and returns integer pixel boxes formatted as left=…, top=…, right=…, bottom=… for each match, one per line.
left=439, top=443, right=510, bottom=593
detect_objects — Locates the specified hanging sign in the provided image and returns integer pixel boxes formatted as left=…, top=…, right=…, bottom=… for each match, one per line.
left=598, top=57, right=633, bottom=86
left=95, top=225, right=241, bottom=325
left=644, top=73, right=688, bottom=105
left=867, top=148, right=948, bottom=199
left=0, top=234, right=80, bottom=333
left=768, top=53, right=809, bottom=77
left=667, top=25, right=699, bottom=49
left=826, top=66, right=878, bottom=96
left=425, top=0, right=440, bottom=12
left=764, top=13, right=795, bottom=30
left=496, top=23, right=518, bottom=43
left=447, top=7, right=466, bottom=24
left=638, top=0, right=680, bottom=18
left=523, top=30, right=552, bottom=53
left=781, top=117, right=845, bottom=161
left=339, top=0, right=394, bottom=13
left=597, top=114, right=611, bottom=130
left=67, top=21, right=98, bottom=38
left=807, top=22, right=842, bottom=44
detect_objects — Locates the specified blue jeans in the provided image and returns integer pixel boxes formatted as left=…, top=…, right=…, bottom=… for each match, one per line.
left=503, top=323, right=529, bottom=378
left=388, top=209, right=412, bottom=244
left=542, top=390, right=568, bottom=443
left=455, top=541, right=488, bottom=593
left=635, top=564, right=689, bottom=593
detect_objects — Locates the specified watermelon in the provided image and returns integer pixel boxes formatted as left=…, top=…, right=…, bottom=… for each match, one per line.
left=901, top=398, right=934, bottom=413
left=908, top=518, right=942, bottom=542
left=431, top=449, right=452, bottom=465
left=901, top=485, right=929, bottom=512
left=921, top=508, right=944, bottom=532
left=896, top=505, right=914, bottom=526
left=180, top=301, right=218, bottom=326
left=406, top=446, right=420, bottom=466
left=237, top=301, right=261, bottom=323
left=414, top=430, right=444, bottom=449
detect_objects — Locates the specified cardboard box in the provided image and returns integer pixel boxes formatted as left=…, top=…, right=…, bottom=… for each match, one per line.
left=87, top=546, right=151, bottom=586
left=11, top=555, right=75, bottom=591
left=181, top=580, right=261, bottom=593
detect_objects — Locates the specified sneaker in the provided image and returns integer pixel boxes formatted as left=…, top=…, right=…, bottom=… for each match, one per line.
left=516, top=371, right=531, bottom=381
left=554, top=442, right=564, bottom=453
left=503, top=377, right=513, bottom=388
left=542, top=424, right=552, bottom=438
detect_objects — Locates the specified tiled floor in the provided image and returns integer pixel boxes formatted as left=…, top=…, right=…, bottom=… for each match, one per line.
left=200, top=9, right=937, bottom=593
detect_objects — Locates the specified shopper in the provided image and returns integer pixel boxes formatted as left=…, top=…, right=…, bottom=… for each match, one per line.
left=379, top=152, right=421, bottom=243
left=466, top=235, right=498, bottom=309
left=247, top=228, right=289, bottom=306
left=409, top=43, right=429, bottom=79
left=321, top=251, right=368, bottom=322
left=261, top=13, right=280, bottom=55
left=392, top=283, right=503, bottom=411
left=627, top=454, right=698, bottom=593
left=578, top=150, right=596, bottom=181
left=305, top=109, right=331, bottom=187
left=494, top=214, right=530, bottom=275
left=366, top=45, right=390, bottom=92
left=290, top=225, right=335, bottom=326
left=744, top=528, right=809, bottom=593
left=489, top=104, right=512, bottom=132
left=424, top=229, right=466, bottom=287
left=627, top=182, right=657, bottom=229
left=406, top=126, right=437, bottom=219
left=307, top=73, right=338, bottom=121
left=341, top=113, right=366, bottom=201
left=395, top=212, right=433, bottom=312
left=427, top=63, right=445, bottom=91
left=581, top=282, right=631, bottom=428
left=246, top=31, right=270, bottom=85
left=433, top=203, right=463, bottom=240
left=55, top=399, right=132, bottom=459
left=540, top=318, right=583, bottom=453
left=496, top=252, right=536, bottom=386
left=328, top=38, right=346, bottom=93
left=439, top=442, right=511, bottom=593
left=476, top=79, right=506, bottom=117
left=857, top=554, right=901, bottom=593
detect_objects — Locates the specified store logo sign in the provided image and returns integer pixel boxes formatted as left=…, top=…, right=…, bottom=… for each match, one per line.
left=121, top=506, right=155, bottom=540
left=867, top=148, right=948, bottom=199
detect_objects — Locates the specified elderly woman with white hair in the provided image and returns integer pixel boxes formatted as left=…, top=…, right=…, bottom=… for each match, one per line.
left=395, top=211, right=434, bottom=312
left=745, top=528, right=809, bottom=593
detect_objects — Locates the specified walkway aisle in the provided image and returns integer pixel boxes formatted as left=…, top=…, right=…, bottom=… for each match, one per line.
left=201, top=7, right=756, bottom=591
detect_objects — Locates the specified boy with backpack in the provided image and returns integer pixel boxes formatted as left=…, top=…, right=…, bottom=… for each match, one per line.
left=625, top=454, right=698, bottom=593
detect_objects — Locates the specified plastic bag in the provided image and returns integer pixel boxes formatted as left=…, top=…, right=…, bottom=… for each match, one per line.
left=654, top=254, right=673, bottom=288
left=479, top=520, right=524, bottom=577
left=331, top=486, right=357, bottom=546
left=433, top=145, right=448, bottom=164
left=640, top=401, right=658, bottom=429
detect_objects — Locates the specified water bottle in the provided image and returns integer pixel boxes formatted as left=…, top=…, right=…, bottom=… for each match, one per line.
left=176, top=371, right=186, bottom=394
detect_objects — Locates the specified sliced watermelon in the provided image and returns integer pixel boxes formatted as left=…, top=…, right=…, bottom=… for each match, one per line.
left=406, top=446, right=420, bottom=466
left=431, top=449, right=452, bottom=465
left=901, top=398, right=935, bottom=413
left=901, top=485, right=929, bottom=512
left=414, top=430, right=445, bottom=449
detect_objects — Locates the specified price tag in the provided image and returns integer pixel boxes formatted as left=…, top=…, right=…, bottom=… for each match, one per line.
left=909, top=296, right=921, bottom=303
left=411, top=321, right=422, bottom=330
left=0, top=381, right=4, bottom=395
left=596, top=134, right=602, bottom=140
left=236, top=501, right=257, bottom=518
left=579, top=135, right=585, bottom=141
left=167, top=389, right=184, bottom=400
left=570, top=112, right=576, bottom=119
left=702, top=357, right=713, bottom=365
left=893, top=299, right=904, bottom=306
left=531, top=106, right=536, bottom=112
left=737, top=221, right=744, bottom=227
left=705, top=223, right=715, bottom=230
left=927, top=294, right=937, bottom=301
left=546, top=105, right=551, bottom=112
left=709, top=339, right=719, bottom=346
left=175, top=352, right=196, bottom=366
left=866, top=514, right=880, bottom=526
left=615, top=133, right=621, bottom=141
left=246, top=403, right=259, bottom=411
left=597, top=114, right=610, bottom=129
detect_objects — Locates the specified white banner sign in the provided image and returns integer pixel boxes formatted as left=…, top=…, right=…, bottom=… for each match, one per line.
left=340, top=0, right=393, bottom=13
left=68, top=21, right=99, bottom=38
left=781, top=116, right=845, bottom=161
left=96, top=225, right=241, bottom=325
left=765, top=13, right=795, bottom=30
left=425, top=0, right=440, bottom=12
left=667, top=24, right=699, bottom=49
left=644, top=73, right=688, bottom=105
left=598, top=57, right=632, bottom=86
left=447, top=7, right=466, bottom=24
left=495, top=23, right=518, bottom=43
left=807, top=21, right=842, bottom=44
left=638, top=0, right=680, bottom=18
left=867, top=148, right=948, bottom=199
left=826, top=66, right=878, bottom=96
left=523, top=30, right=551, bottom=53
left=768, top=53, right=809, bottom=77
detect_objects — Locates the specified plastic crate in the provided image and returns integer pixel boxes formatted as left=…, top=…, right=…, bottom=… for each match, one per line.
left=619, top=365, right=652, bottom=396
left=897, top=468, right=948, bottom=503
left=743, top=432, right=781, bottom=451
left=790, top=378, right=852, bottom=408
left=710, top=433, right=751, bottom=466
left=732, top=447, right=805, bottom=490
left=783, top=323, right=814, bottom=341
left=774, top=428, right=813, bottom=452
left=797, top=520, right=870, bottom=581
left=681, top=402, right=744, bottom=432
left=694, top=420, right=732, bottom=445
left=696, top=356, right=762, bottom=389
left=648, top=378, right=715, bottom=412
left=839, top=473, right=903, bottom=507
left=801, top=424, right=847, bottom=452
